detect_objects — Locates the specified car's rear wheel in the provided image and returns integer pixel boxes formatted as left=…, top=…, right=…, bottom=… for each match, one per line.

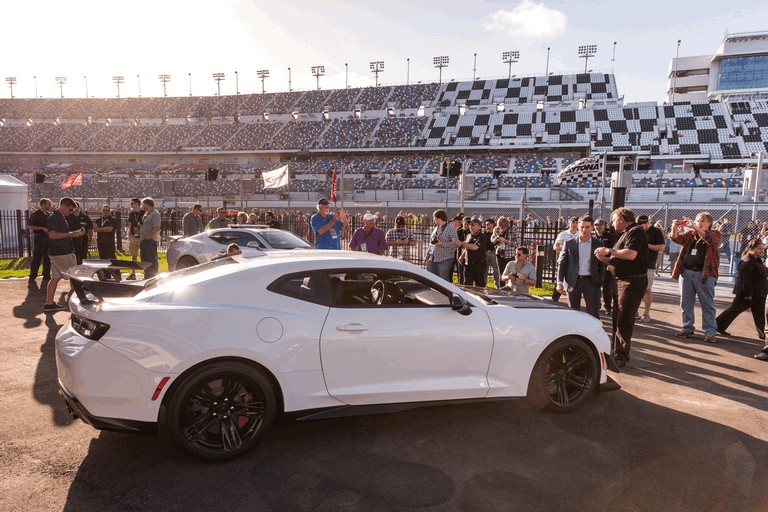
left=167, top=361, right=276, bottom=462
left=527, top=337, right=598, bottom=412
left=176, top=256, right=198, bottom=270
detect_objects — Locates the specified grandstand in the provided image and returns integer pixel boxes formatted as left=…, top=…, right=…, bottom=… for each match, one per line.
left=1, top=66, right=766, bottom=206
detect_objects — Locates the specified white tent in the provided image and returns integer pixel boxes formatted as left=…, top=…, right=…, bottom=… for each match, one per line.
left=0, top=175, right=29, bottom=251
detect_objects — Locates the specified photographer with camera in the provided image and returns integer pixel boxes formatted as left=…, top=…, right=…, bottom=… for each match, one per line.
left=426, top=209, right=459, bottom=282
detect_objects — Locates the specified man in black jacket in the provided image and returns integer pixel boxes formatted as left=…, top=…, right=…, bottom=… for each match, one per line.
left=556, top=215, right=604, bottom=318
left=28, top=198, right=52, bottom=284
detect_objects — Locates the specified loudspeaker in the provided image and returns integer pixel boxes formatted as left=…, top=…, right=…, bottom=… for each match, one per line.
left=205, top=168, right=219, bottom=181
left=35, top=172, right=45, bottom=184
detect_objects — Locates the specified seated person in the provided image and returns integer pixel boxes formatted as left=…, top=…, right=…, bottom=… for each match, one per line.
left=212, top=243, right=242, bottom=261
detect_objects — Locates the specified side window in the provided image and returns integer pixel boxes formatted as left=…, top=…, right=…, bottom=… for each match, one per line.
left=328, top=270, right=451, bottom=308
left=268, top=271, right=332, bottom=306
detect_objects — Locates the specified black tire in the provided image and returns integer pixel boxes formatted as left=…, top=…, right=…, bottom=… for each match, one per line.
left=166, top=361, right=276, bottom=462
left=527, top=337, right=598, bottom=413
left=176, top=256, right=198, bottom=270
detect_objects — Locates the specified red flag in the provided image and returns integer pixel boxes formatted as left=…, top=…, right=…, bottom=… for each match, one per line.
left=330, top=170, right=337, bottom=202
left=61, top=172, right=83, bottom=190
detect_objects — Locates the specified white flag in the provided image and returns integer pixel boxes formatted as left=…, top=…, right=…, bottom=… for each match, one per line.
left=263, top=165, right=289, bottom=189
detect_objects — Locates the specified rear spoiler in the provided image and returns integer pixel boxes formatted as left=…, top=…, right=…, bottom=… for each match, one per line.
left=63, top=260, right=151, bottom=305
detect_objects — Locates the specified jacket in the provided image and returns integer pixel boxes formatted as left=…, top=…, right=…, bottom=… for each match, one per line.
left=557, top=236, right=605, bottom=289
left=733, top=254, right=768, bottom=298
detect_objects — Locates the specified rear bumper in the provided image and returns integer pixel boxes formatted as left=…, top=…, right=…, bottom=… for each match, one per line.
left=60, top=382, right=157, bottom=436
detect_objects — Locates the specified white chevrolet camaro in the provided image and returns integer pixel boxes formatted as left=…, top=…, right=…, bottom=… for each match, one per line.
left=56, top=251, right=617, bottom=461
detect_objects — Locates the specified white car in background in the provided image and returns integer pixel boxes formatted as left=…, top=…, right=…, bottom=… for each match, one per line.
left=56, top=252, right=617, bottom=461
left=166, top=226, right=311, bottom=271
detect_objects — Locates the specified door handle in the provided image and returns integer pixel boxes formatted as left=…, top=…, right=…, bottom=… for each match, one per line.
left=337, top=323, right=368, bottom=332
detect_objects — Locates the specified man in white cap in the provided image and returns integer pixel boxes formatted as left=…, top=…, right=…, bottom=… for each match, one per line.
left=349, top=213, right=387, bottom=255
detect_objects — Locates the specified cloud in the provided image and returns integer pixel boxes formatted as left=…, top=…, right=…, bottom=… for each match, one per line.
left=482, top=1, right=567, bottom=39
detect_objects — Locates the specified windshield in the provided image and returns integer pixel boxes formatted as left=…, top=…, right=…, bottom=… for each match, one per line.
left=259, top=230, right=312, bottom=249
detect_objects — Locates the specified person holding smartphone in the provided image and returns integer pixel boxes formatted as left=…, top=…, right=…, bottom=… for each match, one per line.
left=501, top=247, right=537, bottom=294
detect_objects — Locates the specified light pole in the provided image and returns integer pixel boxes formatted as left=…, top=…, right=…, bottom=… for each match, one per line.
left=55, top=76, right=67, bottom=98
left=34, top=75, right=38, bottom=98
left=672, top=39, right=681, bottom=103
left=545, top=47, right=551, bottom=76
left=188, top=73, right=192, bottom=96
left=83, top=75, right=87, bottom=98
left=433, top=55, right=449, bottom=85
left=578, top=44, right=597, bottom=74
left=753, top=151, right=764, bottom=219
left=370, top=61, right=384, bottom=87
left=5, top=77, right=16, bottom=99
left=137, top=74, right=141, bottom=97
left=406, top=57, right=410, bottom=85
left=257, top=69, right=269, bottom=94
left=212, top=72, right=225, bottom=96
left=158, top=74, right=171, bottom=97
left=112, top=75, right=124, bottom=98
left=288, top=67, right=292, bottom=92
left=235, top=70, right=239, bottom=95
left=311, top=65, right=325, bottom=90
left=502, top=50, right=520, bottom=80
left=611, top=41, right=617, bottom=72
left=473, top=52, right=477, bottom=81
left=345, top=63, right=348, bottom=89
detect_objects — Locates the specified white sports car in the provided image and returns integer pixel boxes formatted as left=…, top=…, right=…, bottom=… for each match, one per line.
left=166, top=226, right=312, bottom=271
left=56, top=252, right=618, bottom=461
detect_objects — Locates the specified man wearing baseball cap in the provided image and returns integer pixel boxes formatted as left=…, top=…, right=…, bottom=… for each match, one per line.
left=349, top=213, right=387, bottom=255
left=456, top=218, right=489, bottom=287
left=311, top=198, right=348, bottom=250
left=637, top=215, right=666, bottom=322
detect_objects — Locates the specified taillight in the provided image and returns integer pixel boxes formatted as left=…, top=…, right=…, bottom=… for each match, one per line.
left=71, top=314, right=110, bottom=341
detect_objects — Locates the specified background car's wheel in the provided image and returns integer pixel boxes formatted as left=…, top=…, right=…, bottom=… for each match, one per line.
left=176, top=256, right=198, bottom=270
left=167, top=361, right=276, bottom=462
left=527, top=337, right=598, bottom=413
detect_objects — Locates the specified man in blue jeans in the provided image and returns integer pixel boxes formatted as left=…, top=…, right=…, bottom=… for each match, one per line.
left=670, top=212, right=721, bottom=343
left=139, top=197, right=161, bottom=279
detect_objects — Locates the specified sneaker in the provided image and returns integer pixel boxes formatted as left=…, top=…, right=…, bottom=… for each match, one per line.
left=755, top=350, right=768, bottom=361
left=675, top=330, right=694, bottom=338
left=704, top=334, right=717, bottom=343
left=43, top=303, right=67, bottom=313
left=640, top=315, right=651, bottom=323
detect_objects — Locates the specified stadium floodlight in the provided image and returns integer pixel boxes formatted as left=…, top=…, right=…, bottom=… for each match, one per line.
left=158, top=74, right=171, bottom=97
left=112, top=75, right=124, bottom=98
left=257, top=69, right=269, bottom=94
left=433, top=55, right=449, bottom=85
left=370, top=61, right=384, bottom=87
left=188, top=72, right=192, bottom=96
left=137, top=74, right=141, bottom=97
left=83, top=75, right=88, bottom=98
left=34, top=75, right=38, bottom=98
left=5, top=77, right=17, bottom=99
left=577, top=44, right=597, bottom=74
left=288, top=67, right=292, bottom=92
left=502, top=51, right=520, bottom=80
left=212, top=72, right=225, bottom=96
left=235, top=70, right=239, bottom=95
left=311, top=65, right=325, bottom=90
left=55, top=76, right=67, bottom=99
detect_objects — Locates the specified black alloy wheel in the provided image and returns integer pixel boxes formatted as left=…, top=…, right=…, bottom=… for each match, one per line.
left=167, top=361, right=276, bottom=461
left=528, top=337, right=598, bottom=412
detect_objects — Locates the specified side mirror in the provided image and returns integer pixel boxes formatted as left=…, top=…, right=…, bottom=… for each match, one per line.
left=451, top=293, right=472, bottom=316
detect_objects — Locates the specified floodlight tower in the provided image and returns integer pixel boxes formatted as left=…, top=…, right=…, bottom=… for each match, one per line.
left=55, top=76, right=67, bottom=98
left=212, top=72, right=225, bottom=96
left=578, top=44, right=597, bottom=74
left=311, top=65, right=325, bottom=90
left=158, top=74, right=171, bottom=97
left=433, top=55, right=449, bottom=85
left=370, top=61, right=384, bottom=87
left=5, top=77, right=16, bottom=99
left=502, top=50, right=520, bottom=80
left=257, top=69, right=269, bottom=94
left=112, top=75, right=124, bottom=98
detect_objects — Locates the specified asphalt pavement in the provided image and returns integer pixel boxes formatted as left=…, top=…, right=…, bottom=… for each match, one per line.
left=1, top=275, right=766, bottom=511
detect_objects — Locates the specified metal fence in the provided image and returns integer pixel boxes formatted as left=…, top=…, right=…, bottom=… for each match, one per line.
left=10, top=201, right=767, bottom=280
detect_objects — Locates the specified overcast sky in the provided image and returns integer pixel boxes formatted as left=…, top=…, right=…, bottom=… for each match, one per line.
left=3, top=0, right=768, bottom=104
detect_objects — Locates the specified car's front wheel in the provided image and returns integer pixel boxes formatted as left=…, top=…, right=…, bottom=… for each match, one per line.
left=528, top=337, right=598, bottom=412
left=166, top=361, right=276, bottom=461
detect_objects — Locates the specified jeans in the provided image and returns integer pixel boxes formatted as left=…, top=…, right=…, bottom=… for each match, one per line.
left=140, top=239, right=159, bottom=279
left=427, top=257, right=454, bottom=283
left=679, top=268, right=717, bottom=336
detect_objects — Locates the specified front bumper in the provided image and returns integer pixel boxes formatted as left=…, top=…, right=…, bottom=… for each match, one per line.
left=60, top=382, right=157, bottom=435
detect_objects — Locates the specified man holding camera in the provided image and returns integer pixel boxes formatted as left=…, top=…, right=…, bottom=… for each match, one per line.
left=501, top=247, right=537, bottom=294
left=670, top=212, right=721, bottom=343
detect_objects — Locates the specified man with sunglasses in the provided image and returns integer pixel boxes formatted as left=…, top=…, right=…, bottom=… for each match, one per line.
left=44, top=197, right=85, bottom=312
left=501, top=247, right=537, bottom=294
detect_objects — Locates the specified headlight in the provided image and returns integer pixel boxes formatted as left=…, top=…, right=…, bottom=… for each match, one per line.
left=71, top=314, right=110, bottom=341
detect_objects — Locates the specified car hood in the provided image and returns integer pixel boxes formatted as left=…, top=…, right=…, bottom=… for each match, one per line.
left=459, top=285, right=567, bottom=309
